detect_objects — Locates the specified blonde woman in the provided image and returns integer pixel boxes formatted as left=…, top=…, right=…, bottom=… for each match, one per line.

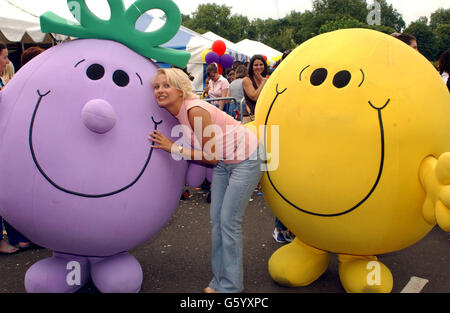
left=1, top=62, right=15, bottom=85
left=149, top=68, right=262, bottom=293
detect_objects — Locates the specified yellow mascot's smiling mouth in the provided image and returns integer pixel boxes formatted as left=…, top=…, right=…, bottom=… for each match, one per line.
left=263, top=84, right=390, bottom=217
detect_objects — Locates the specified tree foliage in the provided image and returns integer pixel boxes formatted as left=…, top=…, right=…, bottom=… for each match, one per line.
left=430, top=8, right=450, bottom=31
left=313, top=0, right=368, bottom=24
left=319, top=16, right=365, bottom=34
left=435, top=23, right=450, bottom=58
left=405, top=19, right=439, bottom=61
left=181, top=1, right=449, bottom=61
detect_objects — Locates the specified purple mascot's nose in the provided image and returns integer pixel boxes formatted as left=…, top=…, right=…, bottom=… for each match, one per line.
left=81, top=99, right=116, bottom=134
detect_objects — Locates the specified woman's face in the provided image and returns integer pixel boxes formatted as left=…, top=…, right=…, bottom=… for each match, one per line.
left=252, top=59, right=265, bottom=76
left=209, top=71, right=219, bottom=82
left=153, top=73, right=183, bottom=108
left=0, top=48, right=9, bottom=73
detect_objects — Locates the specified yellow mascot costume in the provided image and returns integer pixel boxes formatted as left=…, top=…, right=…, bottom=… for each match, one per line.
left=255, top=28, right=450, bottom=293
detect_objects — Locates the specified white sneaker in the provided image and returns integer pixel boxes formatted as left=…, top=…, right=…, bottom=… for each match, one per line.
left=272, top=228, right=288, bottom=243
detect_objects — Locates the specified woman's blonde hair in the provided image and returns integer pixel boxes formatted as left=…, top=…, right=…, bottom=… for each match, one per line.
left=1, top=62, right=15, bottom=83
left=154, top=68, right=198, bottom=100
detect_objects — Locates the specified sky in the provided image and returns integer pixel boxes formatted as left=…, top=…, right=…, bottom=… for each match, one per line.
left=7, top=0, right=450, bottom=27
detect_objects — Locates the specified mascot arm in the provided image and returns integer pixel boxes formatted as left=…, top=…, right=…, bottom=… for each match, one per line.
left=419, top=153, right=450, bottom=231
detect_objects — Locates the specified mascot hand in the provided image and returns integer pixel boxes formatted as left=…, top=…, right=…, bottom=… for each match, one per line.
left=419, top=153, right=450, bottom=231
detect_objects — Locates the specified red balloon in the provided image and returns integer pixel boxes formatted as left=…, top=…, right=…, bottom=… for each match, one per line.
left=212, top=40, right=226, bottom=56
left=262, top=55, right=267, bottom=61
left=217, top=64, right=223, bottom=75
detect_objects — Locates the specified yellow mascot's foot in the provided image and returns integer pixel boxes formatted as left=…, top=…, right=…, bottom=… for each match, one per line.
left=268, top=238, right=329, bottom=287
left=338, top=255, right=393, bottom=293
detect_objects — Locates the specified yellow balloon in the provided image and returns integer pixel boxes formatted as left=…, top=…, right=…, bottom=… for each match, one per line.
left=272, top=54, right=282, bottom=62
left=201, top=49, right=212, bottom=63
left=255, top=28, right=450, bottom=293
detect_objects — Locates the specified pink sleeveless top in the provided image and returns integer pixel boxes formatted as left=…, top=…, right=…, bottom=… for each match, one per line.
left=175, top=98, right=258, bottom=164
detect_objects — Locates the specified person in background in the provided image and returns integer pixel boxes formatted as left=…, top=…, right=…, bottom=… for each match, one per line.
left=1, top=62, right=14, bottom=84
left=0, top=41, right=16, bottom=254
left=206, top=63, right=229, bottom=111
left=0, top=41, right=9, bottom=91
left=242, top=55, right=268, bottom=123
left=149, top=68, right=262, bottom=293
left=227, top=70, right=236, bottom=83
left=395, top=33, right=418, bottom=51
left=227, top=65, right=247, bottom=120
left=21, top=46, right=45, bottom=66
left=438, top=49, right=450, bottom=91
left=232, top=60, right=243, bottom=71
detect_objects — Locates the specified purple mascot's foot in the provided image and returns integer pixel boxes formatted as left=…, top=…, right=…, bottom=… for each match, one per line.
left=89, top=252, right=143, bottom=293
left=25, top=252, right=89, bottom=293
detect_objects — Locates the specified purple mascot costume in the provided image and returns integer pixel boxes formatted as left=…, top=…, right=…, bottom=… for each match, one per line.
left=0, top=0, right=209, bottom=293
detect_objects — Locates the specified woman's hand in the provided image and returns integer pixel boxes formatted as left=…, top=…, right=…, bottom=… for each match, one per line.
left=148, top=130, right=174, bottom=153
left=253, top=73, right=264, bottom=84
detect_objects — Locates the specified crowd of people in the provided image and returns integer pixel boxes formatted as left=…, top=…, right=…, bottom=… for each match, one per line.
left=0, top=30, right=449, bottom=295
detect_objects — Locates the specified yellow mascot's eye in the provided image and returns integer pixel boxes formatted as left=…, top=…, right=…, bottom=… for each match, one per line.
left=310, top=68, right=328, bottom=86
left=333, top=70, right=351, bottom=88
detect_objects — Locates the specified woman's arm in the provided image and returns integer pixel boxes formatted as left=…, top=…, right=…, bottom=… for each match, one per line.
left=149, top=107, right=219, bottom=166
left=218, top=88, right=228, bottom=111
left=242, top=76, right=266, bottom=102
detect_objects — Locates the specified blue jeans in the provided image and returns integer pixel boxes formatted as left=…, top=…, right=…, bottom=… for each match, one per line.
left=275, top=217, right=287, bottom=231
left=209, top=148, right=263, bottom=293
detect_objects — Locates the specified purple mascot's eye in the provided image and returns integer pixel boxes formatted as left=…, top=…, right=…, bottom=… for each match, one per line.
left=113, top=70, right=130, bottom=87
left=86, top=64, right=105, bottom=80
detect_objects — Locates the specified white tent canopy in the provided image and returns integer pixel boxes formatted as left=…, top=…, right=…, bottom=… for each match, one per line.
left=1, top=0, right=250, bottom=92
left=234, top=39, right=282, bottom=61
left=202, top=31, right=251, bottom=59
left=139, top=16, right=249, bottom=92
left=202, top=32, right=236, bottom=49
left=0, top=0, right=66, bottom=44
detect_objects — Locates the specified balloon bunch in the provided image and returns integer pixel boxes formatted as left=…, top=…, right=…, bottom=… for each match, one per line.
left=201, top=40, right=234, bottom=74
left=261, top=55, right=273, bottom=67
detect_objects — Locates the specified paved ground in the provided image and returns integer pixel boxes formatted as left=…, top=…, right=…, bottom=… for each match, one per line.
left=0, top=187, right=449, bottom=293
